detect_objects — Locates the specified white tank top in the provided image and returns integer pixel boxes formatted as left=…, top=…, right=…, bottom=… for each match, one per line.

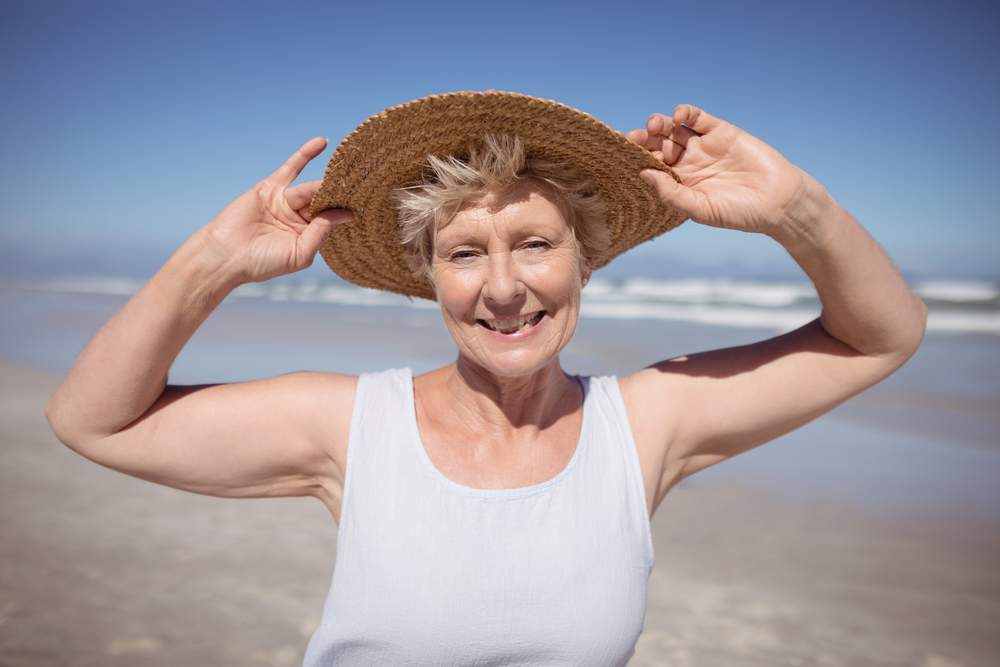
left=303, top=368, right=653, bottom=666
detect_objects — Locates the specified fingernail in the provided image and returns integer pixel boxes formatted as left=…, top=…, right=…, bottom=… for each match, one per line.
left=639, top=172, right=656, bottom=186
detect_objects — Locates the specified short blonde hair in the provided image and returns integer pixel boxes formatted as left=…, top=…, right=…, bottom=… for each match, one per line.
left=394, top=135, right=609, bottom=290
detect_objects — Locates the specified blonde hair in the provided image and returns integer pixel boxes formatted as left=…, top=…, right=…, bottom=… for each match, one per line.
left=394, top=135, right=609, bottom=290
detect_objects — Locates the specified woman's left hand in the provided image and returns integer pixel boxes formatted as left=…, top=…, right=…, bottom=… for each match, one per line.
left=626, top=106, right=811, bottom=237
left=623, top=105, right=928, bottom=518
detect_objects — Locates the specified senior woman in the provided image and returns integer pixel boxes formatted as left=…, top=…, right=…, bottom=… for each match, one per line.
left=46, top=92, right=926, bottom=665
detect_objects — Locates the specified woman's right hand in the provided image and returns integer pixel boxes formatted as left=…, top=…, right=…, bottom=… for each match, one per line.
left=195, top=137, right=353, bottom=287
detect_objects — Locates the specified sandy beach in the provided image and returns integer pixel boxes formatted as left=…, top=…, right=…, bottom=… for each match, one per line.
left=2, top=358, right=999, bottom=666
left=2, top=287, right=1000, bottom=666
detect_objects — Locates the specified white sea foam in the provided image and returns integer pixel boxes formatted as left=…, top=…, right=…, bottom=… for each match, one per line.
left=232, top=281, right=437, bottom=308
left=612, top=278, right=817, bottom=307
left=6, top=276, right=998, bottom=334
left=13, top=276, right=145, bottom=295
left=314, top=285, right=437, bottom=309
left=914, top=280, right=999, bottom=302
left=926, top=312, right=1000, bottom=333
left=580, top=301, right=817, bottom=331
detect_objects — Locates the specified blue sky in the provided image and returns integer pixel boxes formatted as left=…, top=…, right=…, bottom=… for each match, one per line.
left=1, top=0, right=997, bottom=279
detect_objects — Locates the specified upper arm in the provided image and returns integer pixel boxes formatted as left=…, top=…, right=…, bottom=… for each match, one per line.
left=621, top=318, right=916, bottom=514
left=58, top=371, right=357, bottom=506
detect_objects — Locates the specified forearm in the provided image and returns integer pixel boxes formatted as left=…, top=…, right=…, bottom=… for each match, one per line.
left=772, top=175, right=927, bottom=363
left=46, top=230, right=239, bottom=447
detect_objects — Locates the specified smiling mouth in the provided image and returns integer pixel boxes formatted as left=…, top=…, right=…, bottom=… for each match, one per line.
left=478, top=311, right=545, bottom=333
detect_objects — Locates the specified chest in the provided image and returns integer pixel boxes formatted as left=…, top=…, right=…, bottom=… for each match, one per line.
left=416, top=410, right=583, bottom=490
left=311, top=437, right=652, bottom=667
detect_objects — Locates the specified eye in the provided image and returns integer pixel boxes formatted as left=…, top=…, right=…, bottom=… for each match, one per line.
left=450, top=250, right=477, bottom=262
left=524, top=240, right=549, bottom=251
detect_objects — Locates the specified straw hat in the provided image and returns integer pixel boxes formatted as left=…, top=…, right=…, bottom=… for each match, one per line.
left=310, top=91, right=686, bottom=301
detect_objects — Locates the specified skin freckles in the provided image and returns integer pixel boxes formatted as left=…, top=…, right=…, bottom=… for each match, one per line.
left=431, top=187, right=588, bottom=382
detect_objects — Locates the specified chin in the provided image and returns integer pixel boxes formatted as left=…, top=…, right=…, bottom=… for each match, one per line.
left=460, top=338, right=571, bottom=381
left=447, top=311, right=580, bottom=381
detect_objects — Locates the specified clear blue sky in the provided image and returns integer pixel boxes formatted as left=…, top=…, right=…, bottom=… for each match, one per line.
left=1, top=0, right=997, bottom=278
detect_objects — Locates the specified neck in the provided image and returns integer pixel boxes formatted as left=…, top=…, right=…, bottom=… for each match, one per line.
left=446, top=354, right=579, bottom=431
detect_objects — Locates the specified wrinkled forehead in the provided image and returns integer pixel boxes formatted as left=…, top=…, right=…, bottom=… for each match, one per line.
left=440, top=181, right=572, bottom=233
left=435, top=187, right=574, bottom=244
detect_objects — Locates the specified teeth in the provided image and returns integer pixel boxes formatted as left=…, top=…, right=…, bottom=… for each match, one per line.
left=484, top=312, right=542, bottom=333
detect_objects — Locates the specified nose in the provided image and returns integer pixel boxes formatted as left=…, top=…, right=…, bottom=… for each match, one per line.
left=482, top=251, right=523, bottom=304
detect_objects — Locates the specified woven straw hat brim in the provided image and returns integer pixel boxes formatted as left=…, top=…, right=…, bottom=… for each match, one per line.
left=310, top=91, right=687, bottom=302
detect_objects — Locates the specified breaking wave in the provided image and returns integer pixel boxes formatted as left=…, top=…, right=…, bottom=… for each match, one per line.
left=6, top=276, right=998, bottom=334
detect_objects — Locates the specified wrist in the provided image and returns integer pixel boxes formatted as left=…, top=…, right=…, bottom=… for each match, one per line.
left=152, top=230, right=243, bottom=314
left=767, top=172, right=848, bottom=255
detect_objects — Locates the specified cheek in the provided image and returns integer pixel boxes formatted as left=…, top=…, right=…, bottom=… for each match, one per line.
left=433, top=266, right=481, bottom=319
left=523, top=257, right=584, bottom=299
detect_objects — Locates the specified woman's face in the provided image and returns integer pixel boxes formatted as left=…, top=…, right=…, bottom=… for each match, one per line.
left=432, top=187, right=586, bottom=379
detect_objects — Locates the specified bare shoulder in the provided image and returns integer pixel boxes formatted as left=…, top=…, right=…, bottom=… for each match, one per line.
left=221, top=370, right=358, bottom=520
left=618, top=366, right=689, bottom=515
left=267, top=370, right=358, bottom=474
left=277, top=370, right=359, bottom=413
left=618, top=361, right=694, bottom=437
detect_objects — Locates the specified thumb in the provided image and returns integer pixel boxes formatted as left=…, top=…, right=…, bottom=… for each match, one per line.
left=299, top=209, right=354, bottom=257
left=639, top=170, right=701, bottom=219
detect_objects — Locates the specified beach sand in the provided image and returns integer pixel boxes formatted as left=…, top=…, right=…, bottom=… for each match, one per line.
left=2, top=360, right=999, bottom=666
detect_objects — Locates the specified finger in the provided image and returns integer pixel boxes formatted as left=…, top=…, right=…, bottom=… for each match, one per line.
left=269, top=137, right=328, bottom=188
left=653, top=140, right=685, bottom=165
left=302, top=204, right=353, bottom=225
left=626, top=127, right=660, bottom=151
left=639, top=169, right=701, bottom=219
left=297, top=209, right=353, bottom=255
left=632, top=112, right=677, bottom=143
left=625, top=128, right=650, bottom=145
left=632, top=114, right=685, bottom=163
left=660, top=120, right=701, bottom=149
left=627, top=127, right=667, bottom=155
left=630, top=113, right=675, bottom=150
left=285, top=180, right=322, bottom=212
left=672, top=105, right=723, bottom=136
left=645, top=113, right=674, bottom=138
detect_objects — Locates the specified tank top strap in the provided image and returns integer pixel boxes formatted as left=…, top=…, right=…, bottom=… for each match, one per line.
left=338, top=368, right=417, bottom=534
left=577, top=374, right=655, bottom=565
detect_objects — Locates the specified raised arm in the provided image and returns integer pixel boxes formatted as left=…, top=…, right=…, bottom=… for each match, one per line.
left=45, top=139, right=357, bottom=518
left=619, top=107, right=927, bottom=515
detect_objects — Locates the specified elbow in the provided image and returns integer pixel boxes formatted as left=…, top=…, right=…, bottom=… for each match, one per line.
left=902, top=296, right=928, bottom=357
left=823, top=292, right=928, bottom=381
left=45, top=392, right=89, bottom=454
left=45, top=393, right=73, bottom=449
left=883, top=295, right=928, bottom=372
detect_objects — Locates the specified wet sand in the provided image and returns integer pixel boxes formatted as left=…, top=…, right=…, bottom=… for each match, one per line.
left=2, top=360, right=999, bottom=666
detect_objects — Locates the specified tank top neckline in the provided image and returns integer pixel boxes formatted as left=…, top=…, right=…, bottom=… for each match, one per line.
left=403, top=368, right=591, bottom=499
